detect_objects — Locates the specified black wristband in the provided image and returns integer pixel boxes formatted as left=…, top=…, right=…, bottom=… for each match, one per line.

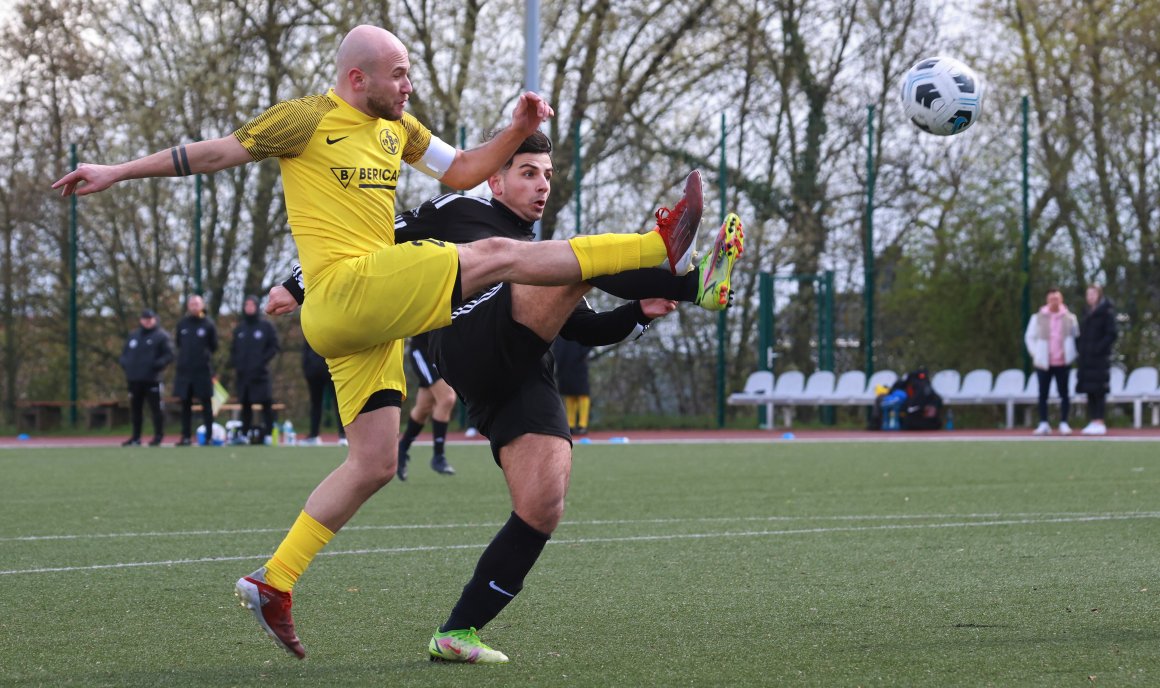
left=282, top=275, right=305, bottom=305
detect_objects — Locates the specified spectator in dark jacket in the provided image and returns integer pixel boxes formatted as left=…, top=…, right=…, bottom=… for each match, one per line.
left=1076, top=283, right=1118, bottom=435
left=231, top=295, right=280, bottom=444
left=301, top=340, right=346, bottom=446
left=119, top=308, right=174, bottom=446
left=552, top=337, right=592, bottom=435
left=174, top=294, right=218, bottom=446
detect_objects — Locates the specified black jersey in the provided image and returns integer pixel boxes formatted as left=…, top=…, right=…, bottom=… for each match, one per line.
left=395, top=194, right=533, bottom=245
left=395, top=194, right=650, bottom=345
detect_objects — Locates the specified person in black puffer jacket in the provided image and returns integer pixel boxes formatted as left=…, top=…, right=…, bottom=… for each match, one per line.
left=1075, top=283, right=1118, bottom=435
left=119, top=308, right=174, bottom=446
left=231, top=295, right=280, bottom=444
left=173, top=294, right=218, bottom=445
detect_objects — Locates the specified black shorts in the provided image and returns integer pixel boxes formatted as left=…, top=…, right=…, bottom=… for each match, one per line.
left=430, top=283, right=571, bottom=463
left=407, top=334, right=441, bottom=389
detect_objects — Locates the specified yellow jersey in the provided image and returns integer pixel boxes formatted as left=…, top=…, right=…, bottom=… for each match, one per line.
left=232, top=88, right=433, bottom=285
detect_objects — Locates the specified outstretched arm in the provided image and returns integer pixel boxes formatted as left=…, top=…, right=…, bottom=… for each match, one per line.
left=559, top=299, right=676, bottom=347
left=439, top=92, right=554, bottom=190
left=52, top=135, right=254, bottom=197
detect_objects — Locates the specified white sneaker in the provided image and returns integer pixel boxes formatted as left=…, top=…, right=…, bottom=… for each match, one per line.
left=1033, top=421, right=1051, bottom=436
left=298, top=436, right=322, bottom=446
left=1058, top=421, right=1072, bottom=435
left=1081, top=423, right=1107, bottom=436
left=338, top=437, right=349, bottom=447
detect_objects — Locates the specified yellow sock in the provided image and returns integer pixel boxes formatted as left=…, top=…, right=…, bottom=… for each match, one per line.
left=578, top=395, right=591, bottom=429
left=263, top=510, right=334, bottom=592
left=565, top=396, right=579, bottom=427
left=568, top=232, right=668, bottom=280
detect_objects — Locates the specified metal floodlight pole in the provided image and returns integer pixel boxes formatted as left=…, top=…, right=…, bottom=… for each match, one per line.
left=69, top=143, right=79, bottom=427
left=1021, top=95, right=1031, bottom=374
left=525, top=0, right=541, bottom=239
left=863, top=105, right=876, bottom=378
left=524, top=0, right=540, bottom=93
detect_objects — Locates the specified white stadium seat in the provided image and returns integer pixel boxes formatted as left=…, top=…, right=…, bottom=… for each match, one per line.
left=824, top=371, right=868, bottom=405
left=931, top=370, right=961, bottom=399
left=950, top=369, right=994, bottom=404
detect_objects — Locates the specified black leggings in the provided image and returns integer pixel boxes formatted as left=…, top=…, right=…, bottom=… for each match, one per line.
left=1036, top=366, right=1071, bottom=423
left=127, top=380, right=163, bottom=440
left=180, top=395, right=214, bottom=441
left=239, top=389, right=275, bottom=438
left=1088, top=392, right=1107, bottom=421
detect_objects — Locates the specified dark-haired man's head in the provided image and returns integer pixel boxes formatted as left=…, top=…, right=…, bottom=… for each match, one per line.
left=500, top=130, right=553, bottom=171
left=488, top=131, right=554, bottom=223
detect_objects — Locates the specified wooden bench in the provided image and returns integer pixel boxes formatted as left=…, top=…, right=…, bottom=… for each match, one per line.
left=17, top=401, right=69, bottom=432
left=83, top=400, right=131, bottom=429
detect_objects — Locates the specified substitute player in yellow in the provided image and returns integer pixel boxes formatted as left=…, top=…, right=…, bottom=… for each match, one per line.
left=52, top=25, right=702, bottom=661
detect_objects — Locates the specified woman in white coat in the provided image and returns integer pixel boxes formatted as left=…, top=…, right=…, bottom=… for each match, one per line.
left=1023, top=288, right=1079, bottom=435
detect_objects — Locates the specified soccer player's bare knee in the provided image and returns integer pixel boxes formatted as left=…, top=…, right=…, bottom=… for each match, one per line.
left=510, top=284, right=590, bottom=342
left=411, top=388, right=435, bottom=421
left=344, top=442, right=398, bottom=487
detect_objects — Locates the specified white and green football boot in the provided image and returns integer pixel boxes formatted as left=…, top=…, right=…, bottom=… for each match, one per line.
left=695, top=213, right=745, bottom=310
left=429, top=627, right=509, bottom=664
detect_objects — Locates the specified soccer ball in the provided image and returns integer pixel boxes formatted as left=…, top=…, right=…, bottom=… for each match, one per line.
left=899, top=56, right=983, bottom=136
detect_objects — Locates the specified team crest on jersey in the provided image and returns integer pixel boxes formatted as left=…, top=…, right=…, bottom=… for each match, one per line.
left=380, top=128, right=400, bottom=155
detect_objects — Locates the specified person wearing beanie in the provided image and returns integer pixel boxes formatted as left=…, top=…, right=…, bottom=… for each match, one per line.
left=230, top=295, right=280, bottom=444
left=173, top=295, right=218, bottom=446
left=1076, top=284, right=1118, bottom=435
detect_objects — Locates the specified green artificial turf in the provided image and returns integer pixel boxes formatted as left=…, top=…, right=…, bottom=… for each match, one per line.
left=1, top=440, right=1158, bottom=686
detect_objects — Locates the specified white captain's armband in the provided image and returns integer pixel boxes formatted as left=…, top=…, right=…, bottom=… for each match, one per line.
left=411, top=135, right=456, bottom=179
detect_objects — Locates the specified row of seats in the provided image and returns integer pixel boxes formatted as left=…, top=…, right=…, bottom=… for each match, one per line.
left=728, top=367, right=1160, bottom=429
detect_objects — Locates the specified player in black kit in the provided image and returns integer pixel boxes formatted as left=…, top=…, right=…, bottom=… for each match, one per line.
left=270, top=132, right=744, bottom=662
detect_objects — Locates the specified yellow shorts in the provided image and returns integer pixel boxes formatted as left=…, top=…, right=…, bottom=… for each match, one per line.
left=301, top=239, right=459, bottom=425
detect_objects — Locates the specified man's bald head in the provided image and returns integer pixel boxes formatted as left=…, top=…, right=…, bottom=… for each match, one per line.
left=336, top=25, right=405, bottom=75
left=334, top=25, right=413, bottom=120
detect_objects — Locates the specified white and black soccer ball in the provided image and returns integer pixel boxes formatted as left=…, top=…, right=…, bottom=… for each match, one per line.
left=899, top=56, right=983, bottom=136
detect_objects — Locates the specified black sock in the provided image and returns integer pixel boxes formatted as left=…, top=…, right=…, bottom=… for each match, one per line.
left=588, top=268, right=698, bottom=303
left=399, top=417, right=424, bottom=452
left=432, top=420, right=448, bottom=455
left=440, top=511, right=550, bottom=632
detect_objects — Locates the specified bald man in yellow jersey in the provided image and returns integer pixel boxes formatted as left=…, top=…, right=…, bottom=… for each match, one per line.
left=53, top=25, right=702, bottom=662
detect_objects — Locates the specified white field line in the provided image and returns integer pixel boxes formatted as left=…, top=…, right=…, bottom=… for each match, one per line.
left=5, top=435, right=1160, bottom=452
left=4, top=511, right=1157, bottom=543
left=2, top=512, right=1156, bottom=576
